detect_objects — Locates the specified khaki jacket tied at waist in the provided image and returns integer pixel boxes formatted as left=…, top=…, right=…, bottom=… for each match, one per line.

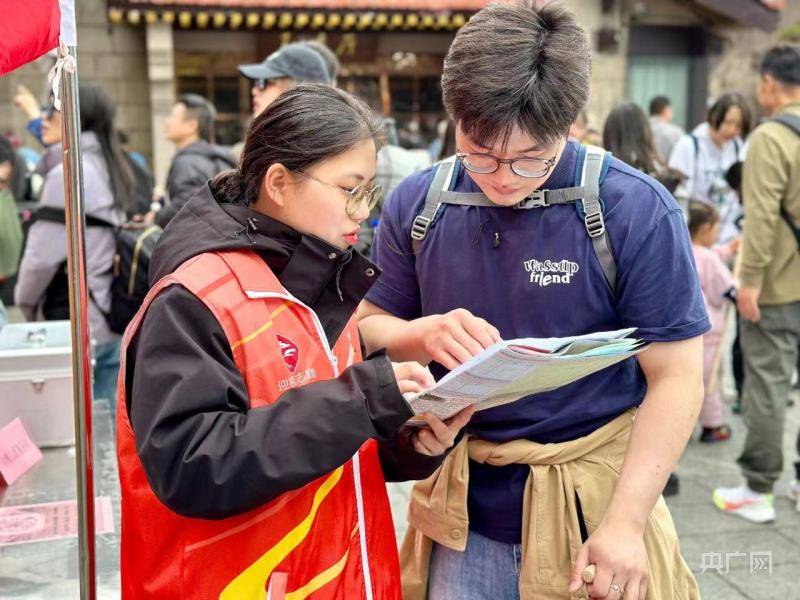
left=399, top=409, right=699, bottom=600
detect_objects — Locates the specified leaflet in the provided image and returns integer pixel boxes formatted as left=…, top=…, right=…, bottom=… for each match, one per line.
left=407, top=328, right=646, bottom=422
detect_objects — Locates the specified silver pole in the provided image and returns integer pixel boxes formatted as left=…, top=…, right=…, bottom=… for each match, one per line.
left=60, top=45, right=97, bottom=600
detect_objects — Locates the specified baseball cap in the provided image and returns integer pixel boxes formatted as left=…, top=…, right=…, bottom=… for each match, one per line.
left=238, top=43, right=331, bottom=85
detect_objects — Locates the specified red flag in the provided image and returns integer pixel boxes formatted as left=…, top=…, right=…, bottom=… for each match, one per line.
left=0, top=0, right=61, bottom=76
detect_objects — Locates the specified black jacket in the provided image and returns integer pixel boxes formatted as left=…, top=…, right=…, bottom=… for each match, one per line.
left=126, top=180, right=445, bottom=519
left=159, top=140, right=236, bottom=228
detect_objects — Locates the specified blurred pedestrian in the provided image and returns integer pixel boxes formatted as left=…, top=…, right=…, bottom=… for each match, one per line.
left=29, top=101, right=65, bottom=198
left=688, top=201, right=736, bottom=442
left=602, top=101, right=681, bottom=194
left=2, top=133, right=34, bottom=203
left=15, top=83, right=139, bottom=410
left=157, top=94, right=235, bottom=228
left=0, top=137, right=23, bottom=304
left=713, top=45, right=800, bottom=522
left=648, top=95, right=684, bottom=164
left=669, top=93, right=752, bottom=243
left=356, top=118, right=431, bottom=256
left=12, top=84, right=47, bottom=147
left=238, top=42, right=331, bottom=119
left=118, top=130, right=149, bottom=172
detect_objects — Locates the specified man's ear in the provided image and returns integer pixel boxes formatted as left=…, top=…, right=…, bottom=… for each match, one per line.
left=187, top=117, right=200, bottom=138
left=262, top=163, right=292, bottom=207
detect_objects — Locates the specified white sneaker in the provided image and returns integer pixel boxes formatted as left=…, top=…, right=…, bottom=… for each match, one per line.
left=788, top=479, right=800, bottom=512
left=713, top=485, right=775, bottom=523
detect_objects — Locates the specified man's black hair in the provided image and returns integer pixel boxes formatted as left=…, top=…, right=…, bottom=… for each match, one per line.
left=442, top=1, right=590, bottom=148
left=760, top=45, right=800, bottom=86
left=178, top=94, right=217, bottom=142
left=649, top=95, right=670, bottom=116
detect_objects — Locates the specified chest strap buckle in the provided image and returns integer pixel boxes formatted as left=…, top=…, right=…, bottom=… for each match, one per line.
left=514, top=189, right=549, bottom=210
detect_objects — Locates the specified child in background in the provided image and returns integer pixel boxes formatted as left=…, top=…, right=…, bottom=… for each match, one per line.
left=690, top=201, right=737, bottom=442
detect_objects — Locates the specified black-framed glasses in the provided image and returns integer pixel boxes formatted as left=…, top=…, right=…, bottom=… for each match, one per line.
left=457, top=142, right=561, bottom=178
left=294, top=172, right=383, bottom=217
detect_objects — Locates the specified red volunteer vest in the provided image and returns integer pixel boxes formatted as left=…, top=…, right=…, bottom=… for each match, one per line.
left=116, top=250, right=401, bottom=599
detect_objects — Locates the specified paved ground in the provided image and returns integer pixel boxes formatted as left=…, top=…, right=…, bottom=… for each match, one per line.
left=388, top=393, right=800, bottom=600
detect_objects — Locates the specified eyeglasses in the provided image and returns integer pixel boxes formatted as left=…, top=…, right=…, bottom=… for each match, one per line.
left=254, top=78, right=272, bottom=91
left=294, top=172, right=383, bottom=217
left=457, top=141, right=561, bottom=178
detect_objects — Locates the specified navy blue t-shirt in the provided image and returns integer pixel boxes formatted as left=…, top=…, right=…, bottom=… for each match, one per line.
left=366, top=140, right=710, bottom=544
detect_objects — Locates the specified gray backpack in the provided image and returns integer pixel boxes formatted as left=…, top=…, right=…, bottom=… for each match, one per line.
left=410, top=144, right=618, bottom=292
left=770, top=114, right=800, bottom=250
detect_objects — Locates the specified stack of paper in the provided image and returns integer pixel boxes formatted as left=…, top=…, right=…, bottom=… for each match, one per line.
left=408, top=328, right=646, bottom=422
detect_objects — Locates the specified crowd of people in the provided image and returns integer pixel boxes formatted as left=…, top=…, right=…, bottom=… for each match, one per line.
left=576, top=53, right=800, bottom=524
left=1, top=0, right=800, bottom=597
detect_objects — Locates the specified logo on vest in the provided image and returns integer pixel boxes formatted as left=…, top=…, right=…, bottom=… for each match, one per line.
left=523, top=258, right=580, bottom=287
left=277, top=335, right=299, bottom=373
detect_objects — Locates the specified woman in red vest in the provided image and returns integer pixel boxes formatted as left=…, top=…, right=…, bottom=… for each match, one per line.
left=117, top=84, right=478, bottom=599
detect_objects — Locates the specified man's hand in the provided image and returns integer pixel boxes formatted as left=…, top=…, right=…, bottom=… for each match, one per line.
left=737, top=285, right=761, bottom=322
left=569, top=519, right=648, bottom=600
left=410, top=406, right=475, bottom=456
left=405, top=308, right=501, bottom=370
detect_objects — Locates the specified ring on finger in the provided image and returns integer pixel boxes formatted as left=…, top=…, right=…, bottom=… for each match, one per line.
left=610, top=583, right=623, bottom=594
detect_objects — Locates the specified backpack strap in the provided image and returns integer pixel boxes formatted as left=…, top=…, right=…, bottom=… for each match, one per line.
left=34, top=205, right=116, bottom=229
left=410, top=156, right=457, bottom=253
left=437, top=185, right=586, bottom=208
left=33, top=206, right=116, bottom=320
left=771, top=113, right=800, bottom=136
left=769, top=115, right=800, bottom=251
left=578, top=144, right=617, bottom=293
left=409, top=144, right=617, bottom=292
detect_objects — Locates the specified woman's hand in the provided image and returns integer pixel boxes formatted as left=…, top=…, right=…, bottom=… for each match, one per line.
left=391, top=361, right=435, bottom=395
left=410, top=406, right=475, bottom=456
left=390, top=361, right=475, bottom=455
left=569, top=519, right=648, bottom=600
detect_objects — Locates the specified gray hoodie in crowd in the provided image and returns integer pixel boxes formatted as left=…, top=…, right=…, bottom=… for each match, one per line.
left=15, top=132, right=124, bottom=345
left=159, top=140, right=236, bottom=228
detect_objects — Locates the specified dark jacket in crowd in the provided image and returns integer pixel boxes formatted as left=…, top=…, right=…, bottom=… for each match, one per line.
left=126, top=180, right=446, bottom=519
left=159, top=140, right=236, bottom=228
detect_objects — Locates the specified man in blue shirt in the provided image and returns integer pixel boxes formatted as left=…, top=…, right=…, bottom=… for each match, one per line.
left=358, top=3, right=708, bottom=599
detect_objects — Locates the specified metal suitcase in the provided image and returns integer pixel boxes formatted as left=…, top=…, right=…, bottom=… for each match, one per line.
left=0, top=321, right=75, bottom=447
